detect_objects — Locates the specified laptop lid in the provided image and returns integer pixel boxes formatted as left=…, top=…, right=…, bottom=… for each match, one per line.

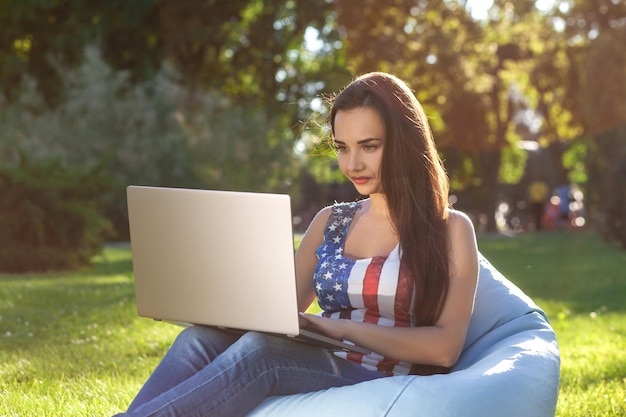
left=127, top=186, right=300, bottom=336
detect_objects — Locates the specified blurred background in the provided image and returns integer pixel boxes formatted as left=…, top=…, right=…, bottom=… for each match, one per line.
left=1, top=0, right=625, bottom=272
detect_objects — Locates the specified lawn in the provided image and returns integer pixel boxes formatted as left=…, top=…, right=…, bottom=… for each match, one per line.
left=1, top=230, right=625, bottom=416
left=478, top=231, right=626, bottom=416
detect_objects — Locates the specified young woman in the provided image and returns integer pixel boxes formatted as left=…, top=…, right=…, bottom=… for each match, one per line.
left=115, top=72, right=479, bottom=417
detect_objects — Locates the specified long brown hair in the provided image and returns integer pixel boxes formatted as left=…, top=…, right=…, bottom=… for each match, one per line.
left=329, top=72, right=450, bottom=329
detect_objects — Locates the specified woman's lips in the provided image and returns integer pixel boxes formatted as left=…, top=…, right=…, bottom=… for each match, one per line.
left=351, top=177, right=370, bottom=185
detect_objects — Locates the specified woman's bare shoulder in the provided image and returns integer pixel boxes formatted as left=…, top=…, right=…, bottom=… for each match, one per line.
left=447, top=208, right=472, bottom=223
left=299, top=205, right=333, bottom=248
left=309, top=205, right=334, bottom=230
left=446, top=209, right=477, bottom=240
left=445, top=209, right=479, bottom=284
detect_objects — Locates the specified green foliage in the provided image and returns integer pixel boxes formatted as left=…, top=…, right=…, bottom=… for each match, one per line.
left=330, top=0, right=626, bottom=232
left=0, top=46, right=304, bottom=238
left=499, top=141, right=527, bottom=184
left=0, top=46, right=199, bottom=238
left=177, top=92, right=299, bottom=194
left=1, top=0, right=623, bottom=239
left=0, top=157, right=112, bottom=273
left=333, top=1, right=559, bottom=230
left=0, top=0, right=344, bottom=125
left=0, top=0, right=346, bottom=230
left=585, top=124, right=626, bottom=249
left=563, top=140, right=588, bottom=185
left=0, top=0, right=162, bottom=105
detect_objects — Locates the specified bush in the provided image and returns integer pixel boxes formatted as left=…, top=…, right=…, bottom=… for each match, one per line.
left=0, top=47, right=198, bottom=240
left=585, top=124, right=626, bottom=248
left=0, top=156, right=112, bottom=273
left=0, top=46, right=300, bottom=240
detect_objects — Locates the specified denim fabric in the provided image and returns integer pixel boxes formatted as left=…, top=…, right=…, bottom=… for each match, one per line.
left=115, top=326, right=385, bottom=417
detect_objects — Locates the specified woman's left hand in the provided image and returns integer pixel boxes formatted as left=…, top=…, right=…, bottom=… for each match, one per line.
left=298, top=313, right=348, bottom=340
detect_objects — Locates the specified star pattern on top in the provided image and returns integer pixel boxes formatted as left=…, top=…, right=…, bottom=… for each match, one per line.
left=313, top=202, right=360, bottom=312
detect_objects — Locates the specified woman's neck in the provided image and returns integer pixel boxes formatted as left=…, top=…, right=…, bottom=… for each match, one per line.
left=364, top=193, right=392, bottom=220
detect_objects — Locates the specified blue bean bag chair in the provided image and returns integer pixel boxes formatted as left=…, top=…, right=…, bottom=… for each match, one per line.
left=248, top=254, right=561, bottom=417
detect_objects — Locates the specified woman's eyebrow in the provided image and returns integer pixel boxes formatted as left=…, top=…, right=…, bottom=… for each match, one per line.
left=333, top=137, right=383, bottom=145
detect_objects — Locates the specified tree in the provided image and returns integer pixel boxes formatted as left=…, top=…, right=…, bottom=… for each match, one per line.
left=0, top=1, right=357, bottom=236
left=155, top=0, right=351, bottom=213
left=334, top=0, right=541, bottom=231
left=0, top=0, right=346, bottom=135
left=0, top=0, right=161, bottom=105
left=552, top=0, right=626, bottom=245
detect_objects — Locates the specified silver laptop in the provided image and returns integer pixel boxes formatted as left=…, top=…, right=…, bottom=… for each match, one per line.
left=126, top=185, right=370, bottom=355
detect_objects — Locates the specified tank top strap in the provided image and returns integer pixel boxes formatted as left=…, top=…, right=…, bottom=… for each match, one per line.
left=317, top=201, right=361, bottom=259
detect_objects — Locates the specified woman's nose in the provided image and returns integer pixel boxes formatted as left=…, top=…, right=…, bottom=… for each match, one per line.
left=347, top=151, right=363, bottom=171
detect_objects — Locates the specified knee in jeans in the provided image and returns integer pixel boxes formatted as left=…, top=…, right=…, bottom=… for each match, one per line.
left=177, top=325, right=207, bottom=344
left=237, top=332, right=283, bottom=357
left=173, top=326, right=219, bottom=354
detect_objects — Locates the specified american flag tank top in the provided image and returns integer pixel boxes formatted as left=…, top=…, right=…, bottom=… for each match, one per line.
left=313, top=201, right=414, bottom=376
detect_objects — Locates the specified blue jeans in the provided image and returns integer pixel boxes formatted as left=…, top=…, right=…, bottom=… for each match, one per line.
left=115, top=326, right=386, bottom=417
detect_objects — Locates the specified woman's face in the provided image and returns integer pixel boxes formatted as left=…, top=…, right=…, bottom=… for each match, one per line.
left=333, top=107, right=385, bottom=196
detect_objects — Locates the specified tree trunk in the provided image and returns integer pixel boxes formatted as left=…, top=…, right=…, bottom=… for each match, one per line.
left=480, top=149, right=502, bottom=233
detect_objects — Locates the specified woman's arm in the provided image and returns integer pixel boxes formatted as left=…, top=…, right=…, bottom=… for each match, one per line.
left=294, top=207, right=333, bottom=312
left=300, top=210, right=479, bottom=368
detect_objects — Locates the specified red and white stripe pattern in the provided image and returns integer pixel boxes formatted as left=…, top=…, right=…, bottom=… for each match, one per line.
left=313, top=202, right=414, bottom=376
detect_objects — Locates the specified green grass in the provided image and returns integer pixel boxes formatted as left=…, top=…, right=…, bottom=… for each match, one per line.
left=1, top=231, right=625, bottom=416
left=0, top=247, right=180, bottom=416
left=478, top=231, right=626, bottom=417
